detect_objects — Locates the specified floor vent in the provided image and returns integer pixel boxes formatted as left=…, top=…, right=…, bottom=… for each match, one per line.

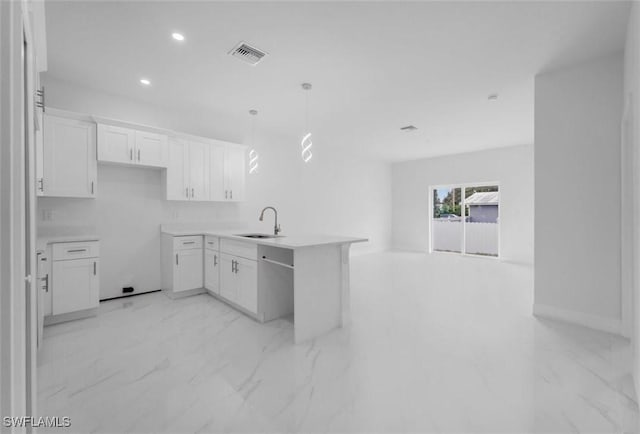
left=228, top=41, right=267, bottom=66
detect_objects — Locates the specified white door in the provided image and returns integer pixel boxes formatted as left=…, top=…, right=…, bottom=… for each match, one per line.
left=97, top=124, right=135, bottom=164
left=175, top=249, right=203, bottom=292
left=188, top=141, right=209, bottom=201
left=225, top=146, right=246, bottom=202
left=204, top=249, right=220, bottom=294
left=166, top=139, right=189, bottom=200
left=23, top=29, right=39, bottom=420
left=219, top=253, right=237, bottom=302
left=136, top=131, right=168, bottom=167
left=43, top=115, right=97, bottom=198
left=51, top=258, right=99, bottom=315
left=209, top=143, right=226, bottom=201
left=236, top=258, right=258, bottom=314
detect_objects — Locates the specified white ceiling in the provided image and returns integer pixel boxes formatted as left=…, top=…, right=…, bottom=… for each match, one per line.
left=44, top=1, right=631, bottom=162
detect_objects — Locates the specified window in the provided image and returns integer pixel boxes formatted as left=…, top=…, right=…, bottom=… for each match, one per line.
left=431, top=184, right=499, bottom=257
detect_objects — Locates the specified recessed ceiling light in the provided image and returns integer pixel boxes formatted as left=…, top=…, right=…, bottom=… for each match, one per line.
left=488, top=94, right=498, bottom=101
left=139, top=78, right=151, bottom=86
left=172, top=32, right=185, bottom=41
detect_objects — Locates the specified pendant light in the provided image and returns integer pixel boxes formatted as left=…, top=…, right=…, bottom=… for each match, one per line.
left=301, top=82, right=313, bottom=163
left=248, top=109, right=259, bottom=174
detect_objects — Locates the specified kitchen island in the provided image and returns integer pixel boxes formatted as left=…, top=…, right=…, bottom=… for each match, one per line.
left=161, top=226, right=367, bottom=343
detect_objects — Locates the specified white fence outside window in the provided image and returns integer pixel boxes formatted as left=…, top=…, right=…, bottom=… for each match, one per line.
left=432, top=221, right=498, bottom=256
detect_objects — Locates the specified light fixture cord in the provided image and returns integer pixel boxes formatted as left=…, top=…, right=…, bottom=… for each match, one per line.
left=305, top=89, right=310, bottom=133
left=251, top=114, right=256, bottom=148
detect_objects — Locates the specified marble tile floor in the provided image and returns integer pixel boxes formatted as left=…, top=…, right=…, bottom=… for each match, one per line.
left=38, top=252, right=639, bottom=433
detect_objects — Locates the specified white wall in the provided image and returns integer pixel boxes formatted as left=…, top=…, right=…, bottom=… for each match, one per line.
left=622, top=1, right=640, bottom=402
left=391, top=144, right=534, bottom=265
left=534, top=53, right=624, bottom=333
left=39, top=76, right=392, bottom=299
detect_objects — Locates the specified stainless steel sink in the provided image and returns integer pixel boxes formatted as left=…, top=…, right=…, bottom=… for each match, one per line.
left=234, top=233, right=282, bottom=239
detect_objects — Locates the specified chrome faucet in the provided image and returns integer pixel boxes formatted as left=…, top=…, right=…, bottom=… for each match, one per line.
left=259, top=206, right=281, bottom=236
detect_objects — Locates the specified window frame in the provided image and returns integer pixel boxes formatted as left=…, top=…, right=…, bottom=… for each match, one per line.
left=428, top=182, right=501, bottom=259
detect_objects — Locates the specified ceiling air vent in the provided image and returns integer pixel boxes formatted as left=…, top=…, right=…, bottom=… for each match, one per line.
left=228, top=41, right=267, bottom=66
left=400, top=125, right=418, bottom=132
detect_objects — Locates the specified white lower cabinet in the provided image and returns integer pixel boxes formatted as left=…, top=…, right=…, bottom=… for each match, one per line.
left=219, top=254, right=257, bottom=314
left=48, top=241, right=100, bottom=321
left=162, top=234, right=258, bottom=316
left=236, top=257, right=258, bottom=314
left=218, top=237, right=258, bottom=315
left=52, top=258, right=99, bottom=315
left=161, top=235, right=204, bottom=296
left=220, top=253, right=237, bottom=302
left=176, top=249, right=204, bottom=292
left=204, top=247, right=220, bottom=294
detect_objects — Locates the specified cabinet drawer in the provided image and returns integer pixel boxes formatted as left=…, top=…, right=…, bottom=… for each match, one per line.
left=173, top=235, right=203, bottom=250
left=220, top=239, right=257, bottom=260
left=52, top=241, right=99, bottom=261
left=205, top=235, right=219, bottom=251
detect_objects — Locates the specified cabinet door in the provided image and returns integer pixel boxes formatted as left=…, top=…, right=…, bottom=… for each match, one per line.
left=219, top=253, right=237, bottom=303
left=188, top=141, right=209, bottom=201
left=97, top=124, right=135, bottom=164
left=52, top=258, right=99, bottom=315
left=225, top=146, right=246, bottom=202
left=136, top=131, right=168, bottom=168
left=166, top=139, right=189, bottom=200
left=43, top=115, right=97, bottom=198
left=175, top=249, right=203, bottom=292
left=209, top=144, right=226, bottom=201
left=204, top=249, right=220, bottom=294
left=236, top=257, right=258, bottom=314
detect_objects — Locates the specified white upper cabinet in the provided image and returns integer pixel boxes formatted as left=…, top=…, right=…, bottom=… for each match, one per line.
left=165, top=138, right=210, bottom=201
left=97, top=123, right=168, bottom=168
left=208, top=141, right=246, bottom=202
left=166, top=138, right=188, bottom=200
left=224, top=145, right=246, bottom=202
left=40, top=109, right=248, bottom=202
left=97, top=124, right=135, bottom=164
left=208, top=143, right=226, bottom=201
left=135, top=131, right=168, bottom=167
left=42, top=114, right=97, bottom=198
left=188, top=140, right=210, bottom=201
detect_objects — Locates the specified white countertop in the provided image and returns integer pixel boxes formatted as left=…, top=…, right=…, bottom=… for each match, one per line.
left=161, top=229, right=368, bottom=249
left=36, top=235, right=100, bottom=251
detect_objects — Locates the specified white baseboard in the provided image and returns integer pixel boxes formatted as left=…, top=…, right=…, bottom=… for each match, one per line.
left=533, top=303, right=623, bottom=336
